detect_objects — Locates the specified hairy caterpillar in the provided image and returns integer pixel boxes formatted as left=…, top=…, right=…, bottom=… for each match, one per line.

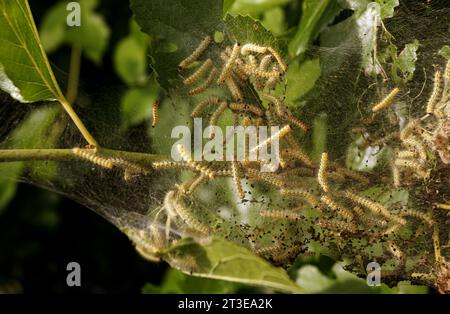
left=342, top=190, right=406, bottom=225
left=224, top=76, right=243, bottom=101
left=445, top=59, right=450, bottom=85
left=372, top=87, right=400, bottom=112
left=245, top=168, right=286, bottom=189
left=268, top=47, right=287, bottom=73
left=388, top=241, right=403, bottom=259
left=400, top=208, right=433, bottom=226
left=179, top=35, right=211, bottom=69
left=191, top=96, right=220, bottom=118
left=285, top=114, right=308, bottom=132
left=392, top=162, right=401, bottom=188
left=176, top=144, right=215, bottom=178
left=167, top=190, right=210, bottom=236
left=218, top=43, right=240, bottom=84
left=188, top=67, right=218, bottom=96
left=208, top=102, right=228, bottom=137
left=259, top=209, right=303, bottom=221
left=426, top=70, right=442, bottom=114
left=228, top=103, right=265, bottom=117
left=248, top=54, right=257, bottom=68
left=320, top=195, right=354, bottom=221
left=263, top=95, right=307, bottom=131
left=255, top=55, right=273, bottom=89
left=280, top=188, right=320, bottom=209
left=332, top=165, right=370, bottom=184
left=400, top=119, right=420, bottom=140
left=183, top=59, right=213, bottom=85
left=240, top=43, right=267, bottom=56
left=394, top=159, right=429, bottom=178
left=151, top=100, right=159, bottom=128
left=253, top=241, right=283, bottom=256
left=317, top=219, right=357, bottom=234
left=397, top=150, right=416, bottom=159
left=250, top=125, right=292, bottom=153
left=72, top=148, right=113, bottom=169
left=403, top=136, right=427, bottom=161
left=109, top=157, right=150, bottom=179
left=240, top=63, right=280, bottom=79
left=317, top=152, right=330, bottom=193
left=231, top=161, right=245, bottom=200
left=384, top=222, right=404, bottom=235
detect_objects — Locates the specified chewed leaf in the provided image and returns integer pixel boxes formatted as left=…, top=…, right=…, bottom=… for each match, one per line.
left=0, top=0, right=63, bottom=102
left=163, top=237, right=303, bottom=293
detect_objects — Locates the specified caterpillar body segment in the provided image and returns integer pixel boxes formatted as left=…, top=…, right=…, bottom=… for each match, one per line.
left=218, top=43, right=240, bottom=84
left=372, top=87, right=400, bottom=112
left=250, top=125, right=292, bottom=153
left=209, top=102, right=228, bottom=137
left=171, top=192, right=210, bottom=236
left=280, top=188, right=320, bottom=208
left=400, top=209, right=433, bottom=226
left=229, top=103, right=265, bottom=117
left=394, top=159, right=429, bottom=178
left=318, top=219, right=357, bottom=234
left=188, top=67, right=218, bottom=96
left=241, top=43, right=268, bottom=56
left=268, top=47, right=287, bottom=73
left=183, top=58, right=213, bottom=85
left=72, top=148, right=113, bottom=169
left=191, top=97, right=220, bottom=118
left=253, top=242, right=283, bottom=256
left=176, top=144, right=215, bottom=178
left=231, top=161, right=245, bottom=200
left=320, top=195, right=354, bottom=221
left=225, top=76, right=243, bottom=101
left=259, top=209, right=303, bottom=221
left=152, top=100, right=159, bottom=128
left=426, top=70, right=442, bottom=114
left=317, top=152, right=329, bottom=192
left=240, top=63, right=280, bottom=79
left=179, top=35, right=211, bottom=69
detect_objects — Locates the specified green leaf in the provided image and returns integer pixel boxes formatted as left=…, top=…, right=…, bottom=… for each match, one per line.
left=393, top=40, right=419, bottom=83
left=0, top=162, right=23, bottom=213
left=285, top=58, right=321, bottom=104
left=130, top=0, right=277, bottom=91
left=114, top=36, right=149, bottom=86
left=288, top=0, right=342, bottom=57
left=0, top=0, right=64, bottom=102
left=142, top=268, right=244, bottom=294
left=376, top=0, right=399, bottom=19
left=438, top=45, right=450, bottom=59
left=261, top=7, right=286, bottom=36
left=39, top=0, right=110, bottom=64
left=163, top=237, right=303, bottom=293
left=228, top=0, right=291, bottom=17
left=121, top=83, right=159, bottom=130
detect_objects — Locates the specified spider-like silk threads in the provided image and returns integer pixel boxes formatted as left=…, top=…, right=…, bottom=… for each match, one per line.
left=179, top=35, right=211, bottom=69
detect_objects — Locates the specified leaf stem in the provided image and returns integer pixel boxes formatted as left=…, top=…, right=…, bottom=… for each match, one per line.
left=66, top=45, right=82, bottom=104
left=0, top=148, right=166, bottom=166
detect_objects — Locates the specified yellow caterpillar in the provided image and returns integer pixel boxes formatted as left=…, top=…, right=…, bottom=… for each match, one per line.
left=191, top=96, right=220, bottom=118
left=231, top=161, right=245, bottom=200
left=250, top=125, right=292, bottom=153
left=320, top=195, right=354, bottom=221
left=224, top=76, right=243, bottom=101
left=179, top=35, right=211, bottom=69
left=259, top=209, right=302, bottom=221
left=318, top=219, right=357, bottom=234
left=426, top=70, right=441, bottom=114
left=217, top=43, right=240, bottom=84
left=183, top=58, right=213, bottom=85
left=317, top=152, right=329, bottom=193
left=372, top=87, right=400, bottom=112
left=176, top=144, right=215, bottom=178
left=268, top=47, right=287, bottom=73
left=188, top=67, right=218, bottom=96
left=240, top=43, right=267, bottom=55
left=72, top=148, right=113, bottom=169
left=229, top=103, right=265, bottom=117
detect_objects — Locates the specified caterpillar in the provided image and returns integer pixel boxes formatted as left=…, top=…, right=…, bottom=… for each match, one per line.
left=188, top=67, right=218, bottom=96
left=151, top=100, right=159, bottom=128
left=263, top=94, right=285, bottom=117
left=332, top=165, right=370, bottom=184
left=320, top=195, right=354, bottom=221
left=253, top=241, right=283, bottom=256
left=317, top=152, right=330, bottom=193
left=255, top=55, right=273, bottom=90
left=109, top=157, right=150, bottom=179
left=394, top=158, right=429, bottom=178
left=426, top=70, right=442, bottom=114
left=183, top=58, right=213, bottom=85
left=191, top=96, right=220, bottom=118
left=240, top=43, right=268, bottom=56
left=245, top=168, right=286, bottom=188
left=217, top=43, right=240, bottom=84
left=445, top=59, right=450, bottom=86
left=248, top=54, right=257, bottom=68
left=259, top=209, right=303, bottom=221
left=400, top=209, right=433, bottom=226
left=268, top=47, right=287, bottom=73
left=176, top=144, right=216, bottom=178
left=280, top=188, right=320, bottom=209
left=400, top=119, right=420, bottom=140
left=397, top=150, right=416, bottom=159
left=240, top=63, right=280, bottom=79
left=402, top=136, right=427, bottom=161
left=231, top=161, right=245, bottom=200
left=171, top=194, right=210, bottom=236
left=383, top=222, right=403, bottom=235
left=392, top=162, right=401, bottom=188
left=342, top=190, right=406, bottom=225
left=372, top=87, right=400, bottom=112
left=285, top=114, right=308, bottom=132
left=317, top=219, right=357, bottom=234
left=208, top=102, right=228, bottom=137
left=228, top=103, right=265, bottom=117
left=221, top=51, right=248, bottom=82
left=179, top=35, right=211, bottom=69
left=388, top=241, right=403, bottom=259
left=224, top=76, right=243, bottom=101
left=72, top=148, right=113, bottom=169
left=250, top=125, right=292, bottom=153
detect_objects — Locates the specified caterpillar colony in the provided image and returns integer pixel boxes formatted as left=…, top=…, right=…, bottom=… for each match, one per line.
left=72, top=34, right=449, bottom=293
